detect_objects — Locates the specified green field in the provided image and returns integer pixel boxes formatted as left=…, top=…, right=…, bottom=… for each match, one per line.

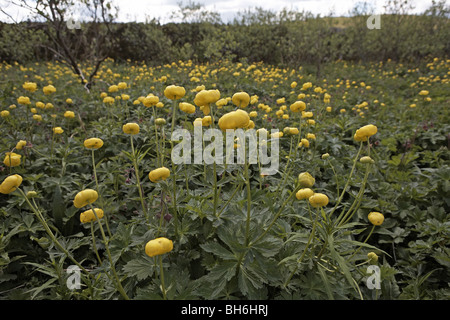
left=0, top=56, right=449, bottom=300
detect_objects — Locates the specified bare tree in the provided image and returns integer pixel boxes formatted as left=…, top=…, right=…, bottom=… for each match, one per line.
left=1, top=0, right=118, bottom=92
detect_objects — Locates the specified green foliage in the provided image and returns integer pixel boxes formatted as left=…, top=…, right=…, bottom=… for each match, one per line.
left=0, top=43, right=449, bottom=300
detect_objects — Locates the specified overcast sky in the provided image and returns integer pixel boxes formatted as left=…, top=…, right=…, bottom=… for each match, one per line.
left=0, top=0, right=438, bottom=23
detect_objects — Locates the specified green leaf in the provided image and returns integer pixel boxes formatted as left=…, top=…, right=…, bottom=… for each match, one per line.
left=200, top=241, right=236, bottom=260
left=122, top=255, right=155, bottom=281
left=317, top=264, right=334, bottom=300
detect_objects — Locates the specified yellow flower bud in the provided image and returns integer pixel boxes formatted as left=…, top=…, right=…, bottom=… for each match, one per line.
left=0, top=174, right=23, bottom=194
left=3, top=152, right=21, bottom=167
left=143, top=94, right=159, bottom=107
left=16, top=140, right=27, bottom=150
left=232, top=92, right=250, bottom=108
left=368, top=212, right=384, bottom=226
left=218, top=109, right=250, bottom=131
left=367, top=252, right=379, bottom=263
left=164, top=85, right=186, bottom=100
left=145, top=237, right=173, bottom=257
left=80, top=208, right=104, bottom=224
left=123, top=122, right=140, bottom=135
left=296, top=188, right=314, bottom=200
left=360, top=156, right=375, bottom=164
left=64, top=111, right=75, bottom=118
left=179, top=102, right=196, bottom=114
left=148, top=167, right=170, bottom=183
left=309, top=193, right=329, bottom=208
left=290, top=101, right=306, bottom=112
left=84, top=138, right=104, bottom=150
left=194, top=89, right=220, bottom=107
left=43, top=84, right=56, bottom=95
left=53, top=127, right=64, bottom=134
left=298, top=172, right=315, bottom=188
left=73, top=189, right=98, bottom=208
left=155, top=118, right=166, bottom=125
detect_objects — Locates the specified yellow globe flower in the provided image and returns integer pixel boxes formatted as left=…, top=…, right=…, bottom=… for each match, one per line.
left=1, top=110, right=10, bottom=118
left=64, top=111, right=75, bottom=118
left=193, top=89, right=220, bottom=107
left=218, top=109, right=250, bottom=131
left=108, top=85, right=119, bottom=93
left=232, top=92, right=250, bottom=108
left=145, top=237, right=173, bottom=257
left=17, top=96, right=31, bottom=105
left=298, top=172, right=315, bottom=188
left=84, top=138, right=104, bottom=150
left=143, top=94, right=159, bottom=107
left=271, top=131, right=283, bottom=139
left=117, top=82, right=128, bottom=90
left=418, top=90, right=429, bottom=96
left=122, top=122, right=140, bottom=135
left=53, top=127, right=64, bottom=134
left=368, top=252, right=379, bottom=263
left=23, top=82, right=37, bottom=92
left=302, top=111, right=313, bottom=118
left=32, top=114, right=42, bottom=121
left=164, top=85, right=186, bottom=100
left=16, top=140, right=27, bottom=150
left=0, top=174, right=23, bottom=194
left=148, top=167, right=170, bottom=183
left=73, top=189, right=98, bottom=208
left=202, top=116, right=213, bottom=127
left=276, top=97, right=286, bottom=104
left=309, top=193, right=329, bottom=208
left=368, top=212, right=384, bottom=226
left=66, top=98, right=73, bottom=104
left=354, top=124, right=378, bottom=142
left=103, top=96, right=115, bottom=104
left=43, top=85, right=56, bottom=95
left=80, top=208, right=104, bottom=224
left=3, top=152, right=21, bottom=167
left=360, top=156, right=375, bottom=164
left=179, top=102, right=196, bottom=114
left=290, top=101, right=306, bottom=112
left=155, top=118, right=166, bottom=126
left=296, top=188, right=314, bottom=200
left=298, top=138, right=310, bottom=148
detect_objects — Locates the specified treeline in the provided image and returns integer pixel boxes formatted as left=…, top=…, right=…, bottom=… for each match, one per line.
left=0, top=4, right=449, bottom=68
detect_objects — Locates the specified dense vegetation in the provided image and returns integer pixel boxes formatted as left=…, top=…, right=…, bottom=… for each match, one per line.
left=1, top=2, right=449, bottom=69
left=0, top=0, right=449, bottom=301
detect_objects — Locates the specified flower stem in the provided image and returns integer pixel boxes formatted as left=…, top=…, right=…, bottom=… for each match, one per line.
left=91, top=150, right=112, bottom=238
left=250, top=183, right=301, bottom=246
left=152, top=106, right=161, bottom=167
left=130, top=135, right=147, bottom=220
left=90, top=221, right=102, bottom=264
left=349, top=225, right=376, bottom=261
left=284, top=206, right=320, bottom=287
left=159, top=255, right=167, bottom=300
left=18, top=189, right=93, bottom=279
left=89, top=204, right=130, bottom=300
left=329, top=142, right=363, bottom=218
